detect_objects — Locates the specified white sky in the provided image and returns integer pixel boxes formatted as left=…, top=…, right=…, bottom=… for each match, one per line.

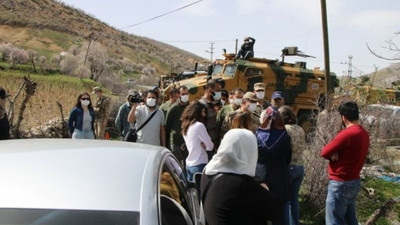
left=60, top=0, right=400, bottom=76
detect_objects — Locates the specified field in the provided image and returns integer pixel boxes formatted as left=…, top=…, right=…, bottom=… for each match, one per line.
left=0, top=68, right=106, bottom=131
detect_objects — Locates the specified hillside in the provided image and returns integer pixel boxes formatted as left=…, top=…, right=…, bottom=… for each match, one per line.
left=0, top=0, right=208, bottom=77
left=369, top=63, right=400, bottom=88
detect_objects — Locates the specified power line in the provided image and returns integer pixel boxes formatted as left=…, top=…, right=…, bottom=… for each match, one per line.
left=120, top=0, right=203, bottom=29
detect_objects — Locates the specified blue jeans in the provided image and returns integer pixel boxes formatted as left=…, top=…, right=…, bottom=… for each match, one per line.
left=289, top=165, right=305, bottom=225
left=186, top=164, right=206, bottom=182
left=72, top=128, right=95, bottom=139
left=325, top=179, right=361, bottom=225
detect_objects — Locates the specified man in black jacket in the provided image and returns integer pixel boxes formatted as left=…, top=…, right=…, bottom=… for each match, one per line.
left=236, top=37, right=256, bottom=59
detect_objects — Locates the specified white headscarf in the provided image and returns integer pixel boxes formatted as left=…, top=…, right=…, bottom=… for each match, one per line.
left=204, top=129, right=258, bottom=176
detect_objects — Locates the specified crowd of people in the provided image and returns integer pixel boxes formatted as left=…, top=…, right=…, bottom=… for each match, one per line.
left=110, top=78, right=369, bottom=225
left=0, top=80, right=370, bottom=225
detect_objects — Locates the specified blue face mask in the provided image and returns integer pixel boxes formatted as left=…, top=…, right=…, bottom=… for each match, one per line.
left=212, top=91, right=221, bottom=101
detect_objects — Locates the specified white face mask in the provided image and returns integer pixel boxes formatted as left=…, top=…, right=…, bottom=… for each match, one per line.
left=247, top=103, right=257, bottom=113
left=146, top=98, right=156, bottom=107
left=180, top=95, right=189, bottom=103
left=234, top=98, right=243, bottom=106
left=212, top=91, right=221, bottom=101
left=229, top=98, right=234, bottom=104
left=220, top=99, right=226, bottom=105
left=81, top=100, right=90, bottom=106
left=256, top=91, right=265, bottom=99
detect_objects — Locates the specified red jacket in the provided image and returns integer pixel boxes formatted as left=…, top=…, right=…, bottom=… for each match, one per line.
left=321, top=125, right=369, bottom=181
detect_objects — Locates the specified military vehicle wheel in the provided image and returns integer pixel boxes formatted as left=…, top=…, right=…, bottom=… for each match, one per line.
left=297, top=112, right=316, bottom=139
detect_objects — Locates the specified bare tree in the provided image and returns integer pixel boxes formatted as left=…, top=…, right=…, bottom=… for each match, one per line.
left=9, top=77, right=37, bottom=139
left=84, top=42, right=110, bottom=81
left=366, top=32, right=400, bottom=61
left=27, top=49, right=38, bottom=72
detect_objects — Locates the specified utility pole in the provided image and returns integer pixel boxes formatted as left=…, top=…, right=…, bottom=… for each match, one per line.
left=348, top=55, right=353, bottom=78
left=84, top=32, right=95, bottom=65
left=320, top=0, right=331, bottom=99
left=205, top=42, right=215, bottom=62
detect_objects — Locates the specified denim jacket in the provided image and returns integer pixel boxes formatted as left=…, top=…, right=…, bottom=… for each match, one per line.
left=68, top=107, right=95, bottom=135
left=114, top=102, right=132, bottom=137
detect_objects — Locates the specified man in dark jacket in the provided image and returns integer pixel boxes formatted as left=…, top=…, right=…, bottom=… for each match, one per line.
left=236, top=37, right=256, bottom=59
left=165, top=86, right=190, bottom=166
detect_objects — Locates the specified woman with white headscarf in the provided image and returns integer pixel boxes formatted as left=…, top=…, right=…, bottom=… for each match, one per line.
left=201, top=129, right=281, bottom=225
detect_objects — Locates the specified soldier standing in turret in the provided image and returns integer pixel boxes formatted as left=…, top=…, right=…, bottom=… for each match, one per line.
left=92, top=86, right=111, bottom=139
left=236, top=37, right=256, bottom=59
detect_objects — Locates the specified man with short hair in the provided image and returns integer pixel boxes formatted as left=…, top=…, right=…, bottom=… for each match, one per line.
left=127, top=90, right=166, bottom=146
left=216, top=88, right=244, bottom=136
left=271, top=91, right=284, bottom=109
left=165, top=85, right=190, bottom=166
left=199, top=79, right=222, bottom=150
left=221, top=92, right=260, bottom=137
left=92, top=86, right=111, bottom=139
left=160, top=88, right=179, bottom=119
left=115, top=89, right=136, bottom=140
left=321, top=101, right=369, bottom=225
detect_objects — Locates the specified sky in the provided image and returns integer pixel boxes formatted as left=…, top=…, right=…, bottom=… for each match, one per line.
left=59, top=0, right=400, bottom=76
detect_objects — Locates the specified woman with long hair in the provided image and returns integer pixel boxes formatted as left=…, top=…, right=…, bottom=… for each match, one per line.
left=231, top=111, right=252, bottom=130
left=181, top=100, right=214, bottom=182
left=279, top=106, right=306, bottom=225
left=68, top=92, right=96, bottom=139
left=256, top=106, right=292, bottom=225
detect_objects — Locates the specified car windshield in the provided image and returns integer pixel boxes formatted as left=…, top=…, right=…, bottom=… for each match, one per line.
left=0, top=208, right=140, bottom=225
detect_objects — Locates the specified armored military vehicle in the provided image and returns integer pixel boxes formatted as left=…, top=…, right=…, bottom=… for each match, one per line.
left=162, top=47, right=338, bottom=131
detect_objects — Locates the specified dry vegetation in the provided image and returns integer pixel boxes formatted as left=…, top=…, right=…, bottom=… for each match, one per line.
left=0, top=0, right=209, bottom=79
left=301, top=94, right=400, bottom=223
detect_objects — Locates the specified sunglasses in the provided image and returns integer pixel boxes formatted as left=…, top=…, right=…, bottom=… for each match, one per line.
left=81, top=98, right=90, bottom=100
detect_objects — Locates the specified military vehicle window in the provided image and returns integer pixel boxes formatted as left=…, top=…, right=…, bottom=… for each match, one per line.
left=212, top=64, right=223, bottom=76
left=223, top=64, right=237, bottom=77
left=244, top=68, right=264, bottom=78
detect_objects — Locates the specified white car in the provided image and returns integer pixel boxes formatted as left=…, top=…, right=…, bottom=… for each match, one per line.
left=0, top=139, right=203, bottom=225
left=361, top=104, right=400, bottom=139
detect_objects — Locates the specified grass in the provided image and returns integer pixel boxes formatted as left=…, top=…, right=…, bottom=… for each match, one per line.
left=357, top=177, right=400, bottom=224
left=300, top=176, right=400, bottom=224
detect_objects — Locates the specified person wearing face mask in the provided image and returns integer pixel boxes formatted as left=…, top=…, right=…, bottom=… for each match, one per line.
left=0, top=87, right=10, bottom=140
left=159, top=88, right=179, bottom=120
left=181, top=100, right=214, bottom=182
left=253, top=83, right=270, bottom=117
left=216, top=88, right=244, bottom=137
left=165, top=86, right=190, bottom=166
left=68, top=92, right=96, bottom=139
left=256, top=106, right=292, bottom=225
left=127, top=90, right=166, bottom=146
left=115, top=89, right=137, bottom=140
left=221, top=92, right=260, bottom=138
left=92, top=86, right=111, bottom=139
left=216, top=89, right=229, bottom=110
left=199, top=79, right=222, bottom=153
